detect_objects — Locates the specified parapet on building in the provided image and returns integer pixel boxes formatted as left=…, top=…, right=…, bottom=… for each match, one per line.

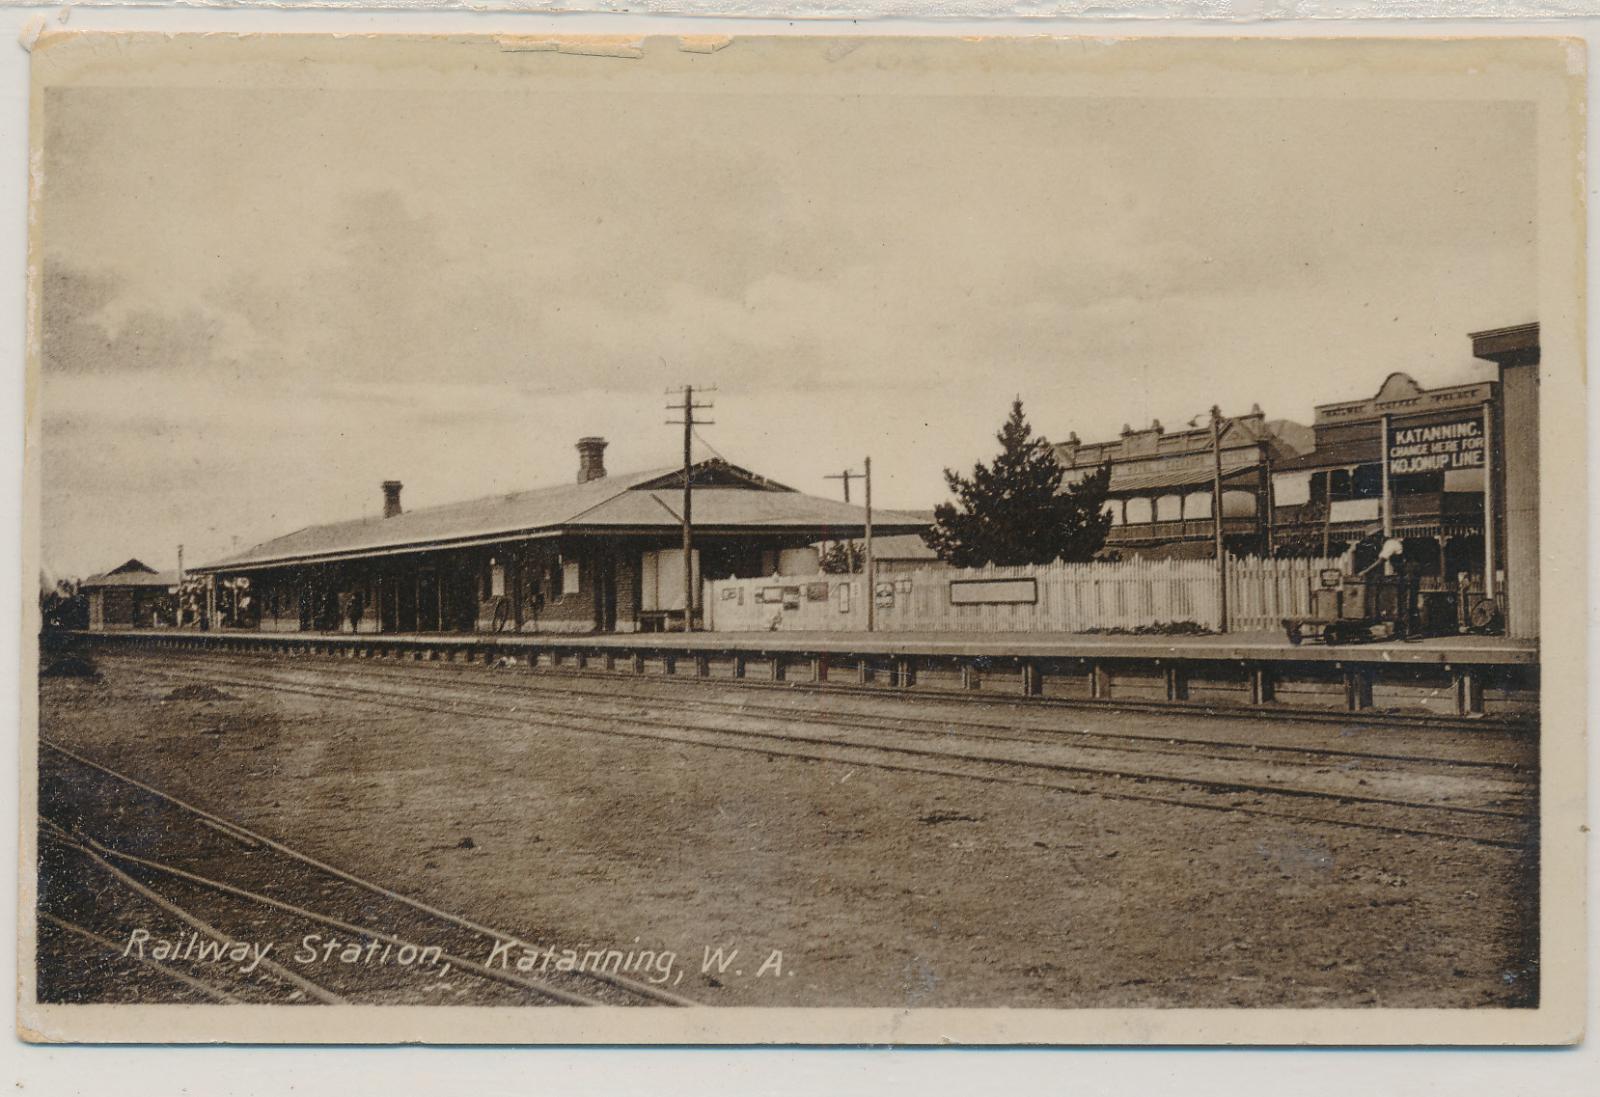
left=1054, top=408, right=1312, bottom=559
left=193, top=439, right=926, bottom=635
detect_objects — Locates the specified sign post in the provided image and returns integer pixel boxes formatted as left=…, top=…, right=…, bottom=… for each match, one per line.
left=1380, top=413, right=1392, bottom=543
left=1209, top=408, right=1228, bottom=632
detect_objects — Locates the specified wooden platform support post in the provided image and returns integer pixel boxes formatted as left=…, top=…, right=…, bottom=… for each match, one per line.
left=1089, top=661, right=1109, bottom=700
left=1343, top=665, right=1373, bottom=711
left=1163, top=663, right=1188, bottom=702
left=1455, top=666, right=1485, bottom=717
left=1249, top=664, right=1274, bottom=705
left=1021, top=660, right=1040, bottom=697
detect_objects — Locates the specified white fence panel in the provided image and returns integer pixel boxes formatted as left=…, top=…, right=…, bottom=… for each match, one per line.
left=702, top=555, right=1347, bottom=634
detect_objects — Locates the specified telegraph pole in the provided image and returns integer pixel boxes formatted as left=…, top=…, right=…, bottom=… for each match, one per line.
left=826, top=467, right=863, bottom=570
left=864, top=456, right=875, bottom=632
left=825, top=468, right=860, bottom=503
left=666, top=385, right=715, bottom=631
left=1209, top=406, right=1230, bottom=632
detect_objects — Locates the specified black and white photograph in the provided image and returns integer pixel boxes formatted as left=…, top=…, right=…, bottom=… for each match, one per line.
left=17, top=30, right=1586, bottom=1047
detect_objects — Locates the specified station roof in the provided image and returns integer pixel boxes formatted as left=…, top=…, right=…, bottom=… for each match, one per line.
left=82, top=559, right=177, bottom=589
left=197, top=460, right=929, bottom=573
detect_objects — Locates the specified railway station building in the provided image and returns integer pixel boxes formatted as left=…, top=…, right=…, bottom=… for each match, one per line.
left=193, top=439, right=927, bottom=635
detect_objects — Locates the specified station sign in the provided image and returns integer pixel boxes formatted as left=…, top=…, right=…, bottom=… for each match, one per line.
left=1386, top=416, right=1485, bottom=475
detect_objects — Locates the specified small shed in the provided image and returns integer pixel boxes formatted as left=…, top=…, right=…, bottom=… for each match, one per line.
left=81, top=559, right=177, bottom=630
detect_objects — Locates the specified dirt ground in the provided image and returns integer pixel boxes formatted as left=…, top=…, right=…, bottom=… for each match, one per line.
left=34, top=651, right=1539, bottom=1009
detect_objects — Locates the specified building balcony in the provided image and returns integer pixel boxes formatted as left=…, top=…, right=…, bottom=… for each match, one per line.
left=1273, top=493, right=1484, bottom=530
left=1106, top=517, right=1261, bottom=544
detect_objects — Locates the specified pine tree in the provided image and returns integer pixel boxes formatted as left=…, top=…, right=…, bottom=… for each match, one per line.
left=923, top=399, right=1113, bottom=567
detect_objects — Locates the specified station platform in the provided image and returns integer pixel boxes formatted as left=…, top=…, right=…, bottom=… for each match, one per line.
left=73, top=627, right=1539, bottom=723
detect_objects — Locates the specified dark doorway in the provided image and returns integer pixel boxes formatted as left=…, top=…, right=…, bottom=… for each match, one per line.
left=396, top=568, right=418, bottom=632
left=378, top=575, right=398, bottom=633
left=417, top=567, right=440, bottom=632
left=596, top=553, right=618, bottom=632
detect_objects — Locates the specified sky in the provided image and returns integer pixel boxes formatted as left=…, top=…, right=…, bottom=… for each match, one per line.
left=34, top=37, right=1538, bottom=579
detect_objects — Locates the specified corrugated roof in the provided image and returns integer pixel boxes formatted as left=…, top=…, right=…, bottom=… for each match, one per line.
left=200, top=466, right=673, bottom=571
left=572, top=488, right=927, bottom=532
left=82, top=569, right=177, bottom=589
left=198, top=461, right=929, bottom=572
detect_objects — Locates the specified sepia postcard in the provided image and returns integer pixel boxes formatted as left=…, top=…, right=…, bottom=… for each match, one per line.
left=17, top=31, right=1587, bottom=1046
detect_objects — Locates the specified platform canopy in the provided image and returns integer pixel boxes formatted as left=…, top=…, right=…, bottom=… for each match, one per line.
left=196, top=459, right=929, bottom=573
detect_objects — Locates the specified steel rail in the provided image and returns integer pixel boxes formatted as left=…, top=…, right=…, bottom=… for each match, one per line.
left=161, top=649, right=1528, bottom=775
left=37, top=819, right=344, bottom=1005
left=87, top=632, right=1536, bottom=732
left=118, top=665, right=1534, bottom=850
left=38, top=911, right=243, bottom=1004
left=141, top=661, right=1534, bottom=825
left=44, top=821, right=609, bottom=1008
left=38, top=740, right=698, bottom=1008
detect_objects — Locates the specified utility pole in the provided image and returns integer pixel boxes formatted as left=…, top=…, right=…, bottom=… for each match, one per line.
left=864, top=456, right=875, bottom=632
left=825, top=468, right=860, bottom=503
left=826, top=467, right=863, bottom=571
left=666, top=384, right=715, bottom=631
left=1209, top=406, right=1229, bottom=633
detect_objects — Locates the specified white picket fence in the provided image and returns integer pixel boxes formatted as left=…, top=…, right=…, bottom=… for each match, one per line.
left=702, top=556, right=1346, bottom=634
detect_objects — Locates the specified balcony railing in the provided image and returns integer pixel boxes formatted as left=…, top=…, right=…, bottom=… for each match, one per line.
left=1106, top=517, right=1260, bottom=544
left=1274, top=494, right=1485, bottom=530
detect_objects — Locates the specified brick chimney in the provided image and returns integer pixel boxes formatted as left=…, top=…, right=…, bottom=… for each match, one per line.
left=382, top=480, right=403, bottom=518
left=576, top=437, right=608, bottom=484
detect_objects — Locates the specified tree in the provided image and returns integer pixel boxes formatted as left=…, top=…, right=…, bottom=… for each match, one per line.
left=819, top=540, right=863, bottom=574
left=923, top=399, right=1113, bottom=567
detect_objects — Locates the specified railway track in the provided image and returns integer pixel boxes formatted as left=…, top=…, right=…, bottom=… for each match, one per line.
left=121, top=655, right=1536, bottom=849
left=37, top=740, right=698, bottom=1007
left=122, top=635, right=1534, bottom=733
left=112, top=652, right=1536, bottom=783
